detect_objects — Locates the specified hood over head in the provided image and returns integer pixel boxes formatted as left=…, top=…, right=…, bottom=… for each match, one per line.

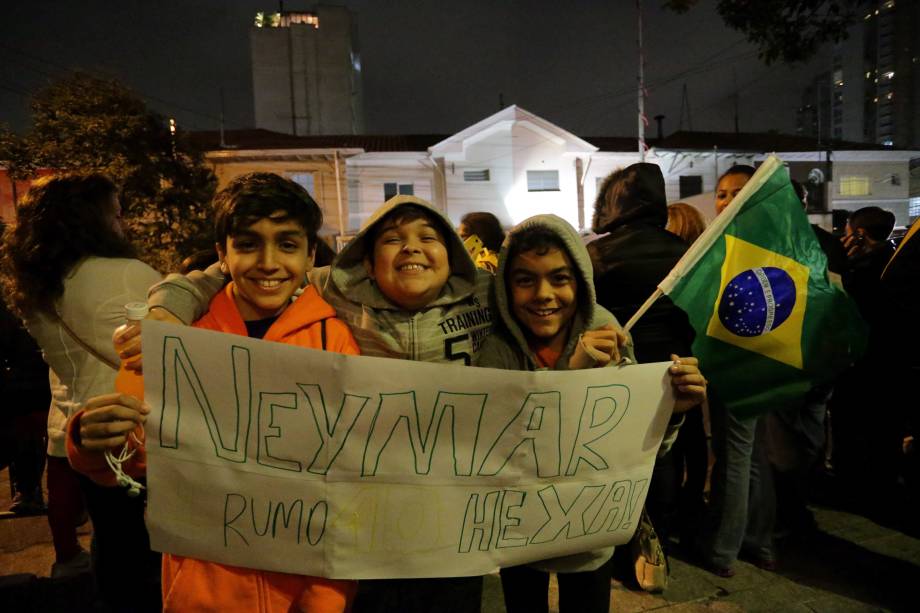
left=493, top=214, right=604, bottom=360
left=330, top=194, right=477, bottom=309
left=592, top=162, right=668, bottom=234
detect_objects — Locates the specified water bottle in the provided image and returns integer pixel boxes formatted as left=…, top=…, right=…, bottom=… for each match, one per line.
left=114, top=302, right=148, bottom=401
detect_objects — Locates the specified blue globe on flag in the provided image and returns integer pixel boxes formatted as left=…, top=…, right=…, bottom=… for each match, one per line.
left=717, top=267, right=796, bottom=337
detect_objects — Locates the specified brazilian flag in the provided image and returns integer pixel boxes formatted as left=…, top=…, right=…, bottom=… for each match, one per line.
left=656, top=156, right=866, bottom=417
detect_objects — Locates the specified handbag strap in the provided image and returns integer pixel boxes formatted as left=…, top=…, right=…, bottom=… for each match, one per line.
left=52, top=311, right=120, bottom=371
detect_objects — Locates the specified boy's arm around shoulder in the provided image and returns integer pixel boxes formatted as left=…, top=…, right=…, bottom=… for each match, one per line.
left=147, top=261, right=226, bottom=324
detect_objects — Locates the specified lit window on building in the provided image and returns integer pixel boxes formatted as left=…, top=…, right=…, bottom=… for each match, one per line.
left=383, top=182, right=414, bottom=201
left=463, top=169, right=491, bottom=182
left=253, top=12, right=319, bottom=29
left=883, top=71, right=895, bottom=79
left=909, top=197, right=920, bottom=219
left=287, top=173, right=315, bottom=197
left=526, top=170, right=560, bottom=192
left=883, top=0, right=895, bottom=9
left=839, top=176, right=871, bottom=196
left=887, top=92, right=894, bottom=100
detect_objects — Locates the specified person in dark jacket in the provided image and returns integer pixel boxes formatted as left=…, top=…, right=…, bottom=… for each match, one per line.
left=588, top=162, right=694, bottom=564
left=832, top=206, right=901, bottom=500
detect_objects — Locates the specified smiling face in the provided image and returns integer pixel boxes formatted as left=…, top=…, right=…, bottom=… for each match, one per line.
left=217, top=213, right=314, bottom=321
left=508, top=246, right=578, bottom=351
left=715, top=172, right=751, bottom=215
left=365, top=215, right=451, bottom=311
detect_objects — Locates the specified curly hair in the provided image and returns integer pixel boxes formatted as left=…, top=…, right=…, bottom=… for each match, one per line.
left=0, top=173, right=136, bottom=318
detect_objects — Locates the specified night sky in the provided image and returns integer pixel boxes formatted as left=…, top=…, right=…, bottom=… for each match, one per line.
left=1, top=0, right=833, bottom=138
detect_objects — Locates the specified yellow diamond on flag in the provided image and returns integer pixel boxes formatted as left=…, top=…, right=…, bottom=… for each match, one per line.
left=706, top=235, right=810, bottom=369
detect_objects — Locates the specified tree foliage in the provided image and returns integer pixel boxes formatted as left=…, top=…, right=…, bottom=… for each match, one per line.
left=9, top=72, right=216, bottom=271
left=663, top=0, right=871, bottom=65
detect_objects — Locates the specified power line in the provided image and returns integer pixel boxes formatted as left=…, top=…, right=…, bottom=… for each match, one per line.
left=0, top=43, right=246, bottom=128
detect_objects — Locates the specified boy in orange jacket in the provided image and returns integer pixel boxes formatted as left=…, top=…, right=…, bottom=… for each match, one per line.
left=68, top=173, right=359, bottom=612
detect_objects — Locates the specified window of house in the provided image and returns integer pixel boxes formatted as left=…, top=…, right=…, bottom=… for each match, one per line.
left=463, top=169, right=490, bottom=182
left=526, top=170, right=560, bottom=192
left=839, top=176, right=871, bottom=196
left=384, top=182, right=414, bottom=200
left=679, top=175, right=703, bottom=198
left=288, top=172, right=315, bottom=197
left=908, top=197, right=920, bottom=219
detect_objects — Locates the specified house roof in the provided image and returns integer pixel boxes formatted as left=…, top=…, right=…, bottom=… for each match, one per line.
left=187, top=126, right=903, bottom=158
left=187, top=129, right=449, bottom=153
left=429, top=105, right=598, bottom=158
left=654, top=130, right=890, bottom=152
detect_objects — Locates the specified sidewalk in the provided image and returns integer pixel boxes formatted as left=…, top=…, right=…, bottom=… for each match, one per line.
left=2, top=467, right=917, bottom=612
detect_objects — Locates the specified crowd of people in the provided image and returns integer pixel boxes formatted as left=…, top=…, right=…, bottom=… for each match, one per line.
left=0, top=160, right=916, bottom=612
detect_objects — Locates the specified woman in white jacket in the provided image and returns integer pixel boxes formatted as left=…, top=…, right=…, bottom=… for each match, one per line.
left=0, top=174, right=162, bottom=610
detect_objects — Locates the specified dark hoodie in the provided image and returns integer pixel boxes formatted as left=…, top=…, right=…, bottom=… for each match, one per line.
left=588, top=163, right=694, bottom=363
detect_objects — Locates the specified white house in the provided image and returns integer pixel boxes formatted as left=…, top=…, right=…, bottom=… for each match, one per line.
left=174, top=107, right=920, bottom=243
left=346, top=105, right=920, bottom=233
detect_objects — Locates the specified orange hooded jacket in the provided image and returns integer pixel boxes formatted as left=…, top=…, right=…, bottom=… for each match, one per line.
left=68, top=283, right=359, bottom=613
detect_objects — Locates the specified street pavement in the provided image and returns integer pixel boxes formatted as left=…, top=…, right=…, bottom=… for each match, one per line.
left=1, top=467, right=917, bottom=612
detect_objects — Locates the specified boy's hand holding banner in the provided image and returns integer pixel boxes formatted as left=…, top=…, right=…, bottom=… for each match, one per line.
left=142, top=320, right=676, bottom=579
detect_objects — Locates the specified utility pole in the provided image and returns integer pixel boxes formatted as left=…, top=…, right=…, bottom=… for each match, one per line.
left=637, top=0, right=646, bottom=162
left=679, top=83, right=693, bottom=131
left=732, top=67, right=740, bottom=135
left=219, top=87, right=227, bottom=148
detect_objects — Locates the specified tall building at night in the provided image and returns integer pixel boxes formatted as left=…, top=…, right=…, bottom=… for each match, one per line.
left=250, top=5, right=364, bottom=135
left=796, top=0, right=920, bottom=148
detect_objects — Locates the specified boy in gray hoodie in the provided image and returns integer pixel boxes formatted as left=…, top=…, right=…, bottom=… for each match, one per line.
left=474, top=214, right=706, bottom=613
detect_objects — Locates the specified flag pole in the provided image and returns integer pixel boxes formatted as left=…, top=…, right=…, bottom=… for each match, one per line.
left=621, top=155, right=784, bottom=333
left=624, top=288, right=662, bottom=332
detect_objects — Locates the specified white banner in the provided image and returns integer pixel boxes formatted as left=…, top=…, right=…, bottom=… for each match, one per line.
left=142, top=320, right=674, bottom=579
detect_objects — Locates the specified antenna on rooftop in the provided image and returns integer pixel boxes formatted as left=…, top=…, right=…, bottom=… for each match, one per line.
left=678, top=83, right=693, bottom=131
left=219, top=87, right=227, bottom=148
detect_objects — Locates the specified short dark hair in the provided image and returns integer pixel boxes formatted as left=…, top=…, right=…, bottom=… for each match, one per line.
left=718, top=164, right=756, bottom=184
left=849, top=206, right=895, bottom=241
left=460, top=212, right=505, bottom=252
left=0, top=173, right=135, bottom=317
left=506, top=226, right=567, bottom=263
left=213, top=173, right=322, bottom=248
left=365, top=203, right=451, bottom=255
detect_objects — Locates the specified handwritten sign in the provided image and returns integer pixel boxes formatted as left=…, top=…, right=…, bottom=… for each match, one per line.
left=142, top=321, right=674, bottom=579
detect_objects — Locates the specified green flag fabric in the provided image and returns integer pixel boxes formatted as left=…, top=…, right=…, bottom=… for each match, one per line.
left=661, top=156, right=867, bottom=418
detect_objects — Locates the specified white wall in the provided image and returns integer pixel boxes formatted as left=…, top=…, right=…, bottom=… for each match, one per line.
left=829, top=160, right=911, bottom=226
left=441, top=127, right=515, bottom=227
left=346, top=162, right=434, bottom=230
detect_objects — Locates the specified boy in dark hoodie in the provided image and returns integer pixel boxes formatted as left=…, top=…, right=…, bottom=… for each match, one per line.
left=476, top=214, right=706, bottom=613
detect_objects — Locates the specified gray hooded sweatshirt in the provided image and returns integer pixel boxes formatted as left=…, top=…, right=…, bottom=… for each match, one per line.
left=148, top=195, right=494, bottom=363
left=475, top=214, right=679, bottom=574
